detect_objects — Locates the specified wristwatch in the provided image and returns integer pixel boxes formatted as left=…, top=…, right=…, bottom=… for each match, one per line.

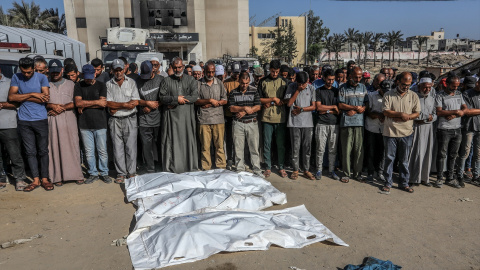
left=300, top=108, right=304, bottom=113
left=326, top=110, right=330, bottom=114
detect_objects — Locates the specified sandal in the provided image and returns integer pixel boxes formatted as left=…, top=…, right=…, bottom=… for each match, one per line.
left=290, top=171, right=299, bottom=180
left=41, top=181, right=54, bottom=191
left=24, top=183, right=41, bottom=192
left=381, top=186, right=391, bottom=192
left=263, top=170, right=271, bottom=178
left=16, top=180, right=28, bottom=191
left=340, top=177, right=350, bottom=183
left=303, top=171, right=315, bottom=180
left=76, top=179, right=85, bottom=185
left=114, top=175, right=125, bottom=184
left=54, top=182, right=63, bottom=187
left=403, top=186, right=414, bottom=193
left=279, top=169, right=288, bottom=178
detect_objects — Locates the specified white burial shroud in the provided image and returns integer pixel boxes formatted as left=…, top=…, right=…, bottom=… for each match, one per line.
left=125, top=170, right=348, bottom=269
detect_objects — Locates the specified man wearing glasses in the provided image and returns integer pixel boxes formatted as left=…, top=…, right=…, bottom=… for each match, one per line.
left=381, top=72, right=420, bottom=193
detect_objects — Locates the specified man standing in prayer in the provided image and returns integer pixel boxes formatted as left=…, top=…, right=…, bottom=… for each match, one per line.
left=409, top=77, right=437, bottom=187
left=46, top=59, right=84, bottom=186
left=137, top=61, right=163, bottom=173
left=381, top=72, right=420, bottom=193
left=195, top=62, right=228, bottom=170
left=106, top=59, right=140, bottom=183
left=158, top=57, right=199, bottom=173
left=228, top=72, right=263, bottom=177
left=435, top=76, right=467, bottom=188
left=9, top=58, right=51, bottom=192
left=284, top=72, right=316, bottom=180
left=74, top=64, right=112, bottom=184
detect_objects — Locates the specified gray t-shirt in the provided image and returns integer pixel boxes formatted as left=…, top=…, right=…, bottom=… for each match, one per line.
left=435, top=90, right=465, bottom=130
left=284, top=83, right=316, bottom=128
left=136, top=75, right=163, bottom=127
left=0, top=75, right=17, bottom=129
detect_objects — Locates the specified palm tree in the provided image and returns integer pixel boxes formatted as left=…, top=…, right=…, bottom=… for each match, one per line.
left=8, top=0, right=56, bottom=30
left=331, top=33, right=345, bottom=67
left=43, top=8, right=66, bottom=34
left=370, top=33, right=384, bottom=67
left=325, top=36, right=333, bottom=65
left=354, top=33, right=362, bottom=65
left=415, top=36, right=429, bottom=64
left=344, top=28, right=359, bottom=59
left=384, top=30, right=403, bottom=64
left=360, top=32, right=373, bottom=69
left=0, top=6, right=14, bottom=26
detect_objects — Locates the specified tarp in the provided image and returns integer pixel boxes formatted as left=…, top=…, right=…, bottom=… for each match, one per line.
left=125, top=170, right=348, bottom=269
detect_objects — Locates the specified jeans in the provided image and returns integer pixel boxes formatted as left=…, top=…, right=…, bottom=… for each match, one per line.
left=290, top=127, right=313, bottom=171
left=18, top=119, right=49, bottom=179
left=437, top=128, right=462, bottom=179
left=0, top=128, right=26, bottom=182
left=315, top=124, right=339, bottom=172
left=383, top=134, right=413, bottom=188
left=233, top=120, right=261, bottom=173
left=80, top=129, right=109, bottom=176
left=139, top=126, right=160, bottom=172
left=465, top=141, right=474, bottom=169
left=457, top=131, right=480, bottom=179
left=340, top=127, right=364, bottom=178
left=263, top=122, right=286, bottom=170
left=366, top=130, right=385, bottom=175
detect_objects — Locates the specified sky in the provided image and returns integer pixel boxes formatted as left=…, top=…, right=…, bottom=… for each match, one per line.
left=250, top=0, right=480, bottom=39
left=1, top=0, right=479, bottom=40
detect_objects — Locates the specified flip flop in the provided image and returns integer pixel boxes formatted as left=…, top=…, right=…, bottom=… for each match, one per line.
left=279, top=169, right=288, bottom=178
left=41, top=181, right=54, bottom=191
left=24, top=183, right=41, bottom=192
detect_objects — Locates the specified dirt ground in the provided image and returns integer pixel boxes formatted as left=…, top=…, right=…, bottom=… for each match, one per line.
left=1, top=171, right=480, bottom=270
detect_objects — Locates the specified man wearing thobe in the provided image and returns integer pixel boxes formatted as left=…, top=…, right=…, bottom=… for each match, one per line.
left=136, top=61, right=163, bottom=173
left=158, top=57, right=199, bottom=173
left=106, top=59, right=140, bottom=183
left=45, top=60, right=84, bottom=186
left=195, top=62, right=228, bottom=170
left=382, top=72, right=420, bottom=193
left=457, top=80, right=480, bottom=187
left=409, top=77, right=437, bottom=187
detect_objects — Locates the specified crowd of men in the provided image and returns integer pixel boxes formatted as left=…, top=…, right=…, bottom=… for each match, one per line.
left=0, top=55, right=479, bottom=194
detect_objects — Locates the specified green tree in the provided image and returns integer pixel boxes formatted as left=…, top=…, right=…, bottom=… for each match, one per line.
left=0, top=6, right=14, bottom=26
left=283, top=20, right=298, bottom=63
left=324, top=36, right=333, bottom=64
left=8, top=0, right=56, bottom=30
left=306, top=10, right=330, bottom=64
left=370, top=33, right=384, bottom=67
left=414, top=36, right=429, bottom=64
left=307, top=43, right=322, bottom=64
left=385, top=30, right=403, bottom=64
left=360, top=31, right=373, bottom=68
left=43, top=8, right=66, bottom=34
left=262, top=20, right=298, bottom=64
left=331, top=33, right=345, bottom=67
left=344, top=28, right=359, bottom=59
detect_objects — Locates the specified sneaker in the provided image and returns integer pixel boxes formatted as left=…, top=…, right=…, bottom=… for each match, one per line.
left=446, top=180, right=461, bottom=189
left=84, top=175, right=99, bottom=184
left=226, top=160, right=233, bottom=171
left=253, top=171, right=265, bottom=178
left=329, top=171, right=340, bottom=180
left=315, top=171, right=322, bottom=180
left=100, top=175, right=113, bottom=184
left=458, top=178, right=465, bottom=188
left=435, top=179, right=444, bottom=188
left=367, top=174, right=374, bottom=183
left=355, top=175, right=365, bottom=183
left=377, top=171, right=386, bottom=182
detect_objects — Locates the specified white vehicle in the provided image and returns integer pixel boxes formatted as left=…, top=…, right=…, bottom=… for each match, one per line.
left=134, top=52, right=165, bottom=69
left=0, top=47, right=64, bottom=79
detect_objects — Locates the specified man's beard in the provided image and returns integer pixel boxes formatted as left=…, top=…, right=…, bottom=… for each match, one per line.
left=174, top=71, right=183, bottom=77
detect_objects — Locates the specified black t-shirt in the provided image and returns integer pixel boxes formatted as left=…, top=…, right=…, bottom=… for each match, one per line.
left=73, top=81, right=108, bottom=130
left=127, top=73, right=140, bottom=81
left=316, top=85, right=340, bottom=125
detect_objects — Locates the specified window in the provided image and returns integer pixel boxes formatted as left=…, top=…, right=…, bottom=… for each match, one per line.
left=110, top=18, right=120, bottom=27
left=257, top=33, right=275, bottom=39
left=125, top=18, right=135, bottom=28
left=76, top=18, right=86, bottom=28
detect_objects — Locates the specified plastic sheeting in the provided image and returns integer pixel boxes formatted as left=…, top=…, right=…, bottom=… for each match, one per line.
left=125, top=170, right=348, bottom=269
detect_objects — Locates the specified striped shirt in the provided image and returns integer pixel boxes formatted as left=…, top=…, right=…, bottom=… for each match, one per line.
left=228, top=86, right=261, bottom=121
left=338, top=82, right=368, bottom=127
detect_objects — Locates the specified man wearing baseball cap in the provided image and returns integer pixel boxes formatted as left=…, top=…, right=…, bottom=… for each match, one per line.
left=215, top=65, right=225, bottom=82
left=136, top=60, right=163, bottom=173
left=362, top=72, right=372, bottom=91
left=46, top=59, right=84, bottom=186
left=74, top=64, right=111, bottom=184
left=251, top=67, right=264, bottom=88
left=106, top=59, right=140, bottom=183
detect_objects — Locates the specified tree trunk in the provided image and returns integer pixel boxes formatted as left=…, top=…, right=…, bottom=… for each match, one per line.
left=373, top=49, right=377, bottom=67
left=388, top=47, right=391, bottom=65
left=350, top=43, right=353, bottom=59
left=364, top=48, right=367, bottom=69
left=417, top=48, right=421, bottom=65
left=392, top=45, right=395, bottom=62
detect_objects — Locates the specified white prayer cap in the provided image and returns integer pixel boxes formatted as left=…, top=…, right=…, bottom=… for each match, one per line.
left=419, top=77, right=433, bottom=84
left=192, top=65, right=202, bottom=72
left=150, top=57, right=160, bottom=62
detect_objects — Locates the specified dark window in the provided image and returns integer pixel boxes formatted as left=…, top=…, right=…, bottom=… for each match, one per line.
left=146, top=0, right=187, bottom=27
left=258, top=33, right=275, bottom=39
left=76, top=18, right=87, bottom=28
left=125, top=18, right=135, bottom=28
left=110, top=18, right=120, bottom=27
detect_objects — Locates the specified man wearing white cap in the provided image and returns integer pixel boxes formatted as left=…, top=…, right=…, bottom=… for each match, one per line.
left=106, top=59, right=140, bottom=183
left=150, top=57, right=168, bottom=77
left=192, top=65, right=203, bottom=80
left=215, top=65, right=225, bottom=82
left=409, top=77, right=437, bottom=187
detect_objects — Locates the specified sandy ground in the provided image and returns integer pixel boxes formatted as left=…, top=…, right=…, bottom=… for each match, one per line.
left=1, top=171, right=480, bottom=270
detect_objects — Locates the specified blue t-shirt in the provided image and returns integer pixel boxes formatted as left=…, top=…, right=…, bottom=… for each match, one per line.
left=312, top=78, right=339, bottom=90
left=11, top=72, right=49, bottom=121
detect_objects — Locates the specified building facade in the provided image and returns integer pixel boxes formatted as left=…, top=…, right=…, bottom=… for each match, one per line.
left=64, top=0, right=249, bottom=62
